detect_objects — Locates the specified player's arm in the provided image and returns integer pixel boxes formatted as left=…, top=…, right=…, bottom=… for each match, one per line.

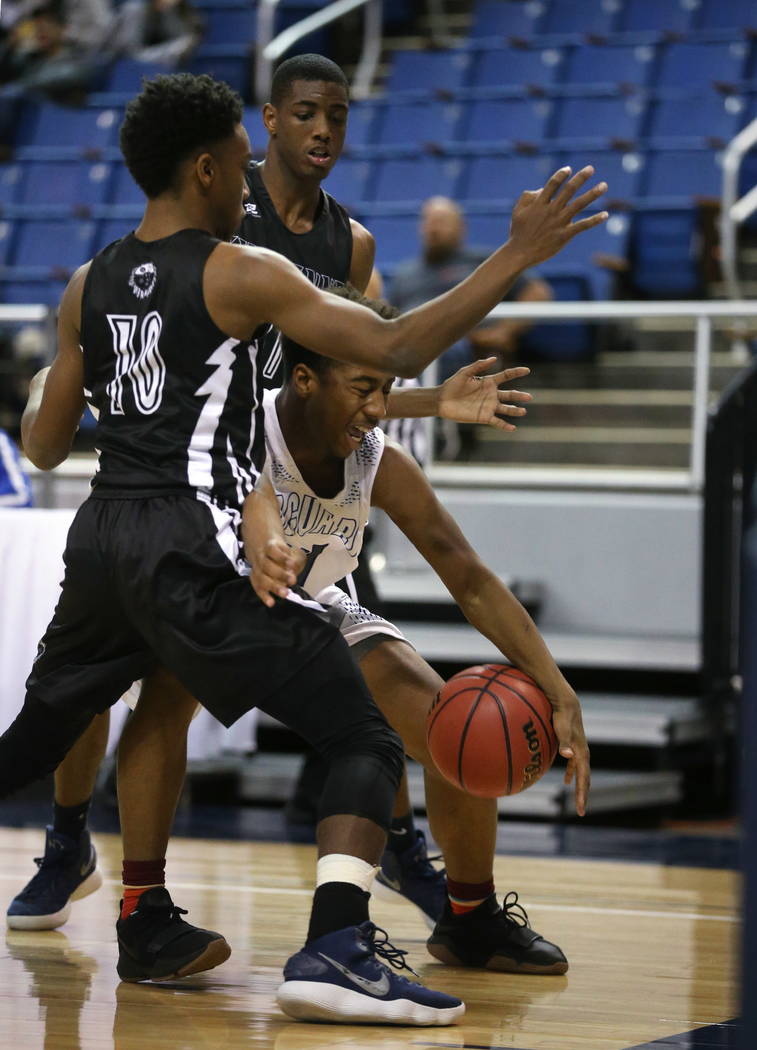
left=242, top=473, right=301, bottom=608
left=348, top=219, right=375, bottom=294
left=21, top=263, right=89, bottom=470
left=216, top=166, right=607, bottom=378
left=371, top=442, right=590, bottom=815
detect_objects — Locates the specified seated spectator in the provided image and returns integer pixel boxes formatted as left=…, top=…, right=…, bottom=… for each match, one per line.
left=389, top=196, right=552, bottom=382
left=0, top=0, right=111, bottom=102
left=0, top=426, right=32, bottom=506
left=111, top=0, right=203, bottom=65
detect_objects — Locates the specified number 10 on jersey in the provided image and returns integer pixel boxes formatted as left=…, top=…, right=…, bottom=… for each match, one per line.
left=106, top=312, right=166, bottom=415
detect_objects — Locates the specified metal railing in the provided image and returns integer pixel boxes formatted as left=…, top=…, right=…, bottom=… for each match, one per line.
left=721, top=115, right=757, bottom=303
left=6, top=298, right=757, bottom=497
left=254, top=0, right=382, bottom=104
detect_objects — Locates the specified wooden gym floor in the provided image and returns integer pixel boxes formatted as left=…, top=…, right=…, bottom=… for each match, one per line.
left=0, top=824, right=739, bottom=1050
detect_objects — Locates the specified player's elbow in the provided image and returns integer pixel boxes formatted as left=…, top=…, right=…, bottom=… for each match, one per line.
left=22, top=430, right=68, bottom=471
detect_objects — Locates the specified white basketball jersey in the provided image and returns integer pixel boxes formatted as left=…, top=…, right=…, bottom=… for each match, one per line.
left=263, top=389, right=385, bottom=595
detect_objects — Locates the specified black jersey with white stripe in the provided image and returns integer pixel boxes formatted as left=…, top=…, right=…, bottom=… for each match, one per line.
left=234, top=162, right=353, bottom=386
left=80, top=228, right=264, bottom=509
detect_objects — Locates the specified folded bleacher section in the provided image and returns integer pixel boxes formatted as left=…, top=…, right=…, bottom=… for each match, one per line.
left=0, top=0, right=755, bottom=342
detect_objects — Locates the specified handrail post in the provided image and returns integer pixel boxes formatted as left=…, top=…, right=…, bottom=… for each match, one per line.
left=690, top=314, right=712, bottom=491
left=255, top=0, right=280, bottom=105
left=352, top=0, right=382, bottom=99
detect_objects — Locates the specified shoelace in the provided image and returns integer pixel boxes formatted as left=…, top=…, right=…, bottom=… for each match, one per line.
left=366, top=923, right=419, bottom=978
left=501, top=891, right=531, bottom=928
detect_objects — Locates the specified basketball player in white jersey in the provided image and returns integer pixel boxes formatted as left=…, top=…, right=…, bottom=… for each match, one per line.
left=251, top=285, right=590, bottom=975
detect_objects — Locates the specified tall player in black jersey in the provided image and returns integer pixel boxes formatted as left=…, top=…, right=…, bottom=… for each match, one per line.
left=7, top=54, right=531, bottom=942
left=1, top=73, right=607, bottom=1019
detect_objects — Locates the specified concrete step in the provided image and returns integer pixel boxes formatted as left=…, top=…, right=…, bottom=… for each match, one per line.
left=523, top=391, right=693, bottom=428
left=470, top=427, right=692, bottom=468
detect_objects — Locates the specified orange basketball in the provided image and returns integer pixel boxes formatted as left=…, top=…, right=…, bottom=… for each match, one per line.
left=426, top=664, right=559, bottom=798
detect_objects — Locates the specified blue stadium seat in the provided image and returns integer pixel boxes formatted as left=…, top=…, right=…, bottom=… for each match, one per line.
left=16, top=104, right=120, bottom=150
left=542, top=0, right=619, bottom=36
left=375, top=100, right=463, bottom=147
left=386, top=50, right=472, bottom=93
left=20, top=161, right=112, bottom=208
left=0, top=165, right=23, bottom=207
left=520, top=276, right=595, bottom=361
left=696, top=0, right=757, bottom=30
left=204, top=6, right=256, bottom=46
left=469, top=46, right=564, bottom=89
left=461, top=97, right=553, bottom=145
left=630, top=206, right=703, bottom=297
left=343, top=101, right=379, bottom=148
left=104, top=59, right=169, bottom=94
left=0, top=278, right=66, bottom=306
left=646, top=91, right=745, bottom=143
left=562, top=44, right=657, bottom=88
left=464, top=209, right=510, bottom=250
left=371, top=155, right=463, bottom=203
left=110, top=164, right=145, bottom=207
left=469, top=0, right=545, bottom=38
left=459, top=152, right=556, bottom=202
left=655, top=41, right=748, bottom=88
left=552, top=94, right=644, bottom=143
left=616, top=0, right=694, bottom=33
left=360, top=213, right=418, bottom=272
left=556, top=148, right=645, bottom=202
left=643, top=148, right=722, bottom=198
left=12, top=219, right=95, bottom=271
left=321, top=158, right=371, bottom=207
left=94, top=219, right=137, bottom=254
left=187, top=53, right=249, bottom=96
left=539, top=212, right=630, bottom=300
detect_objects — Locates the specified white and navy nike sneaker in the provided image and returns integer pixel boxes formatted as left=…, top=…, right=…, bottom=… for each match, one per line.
left=7, top=827, right=102, bottom=930
left=276, top=921, right=464, bottom=1025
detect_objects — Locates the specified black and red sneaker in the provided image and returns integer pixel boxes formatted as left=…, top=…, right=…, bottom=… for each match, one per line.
left=427, top=891, right=568, bottom=975
left=116, top=887, right=231, bottom=982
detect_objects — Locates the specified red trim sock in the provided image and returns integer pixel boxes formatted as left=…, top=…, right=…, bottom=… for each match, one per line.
left=446, top=875, right=495, bottom=916
left=121, top=859, right=166, bottom=920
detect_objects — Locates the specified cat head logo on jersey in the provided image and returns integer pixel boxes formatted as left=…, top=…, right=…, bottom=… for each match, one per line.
left=129, top=262, right=157, bottom=300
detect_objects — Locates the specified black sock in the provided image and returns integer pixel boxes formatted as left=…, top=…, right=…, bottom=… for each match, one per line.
left=387, top=810, right=416, bottom=855
left=306, top=882, right=370, bottom=943
left=52, top=799, right=91, bottom=841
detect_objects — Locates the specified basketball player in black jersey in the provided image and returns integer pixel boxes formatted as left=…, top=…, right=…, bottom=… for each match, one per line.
left=2, top=73, right=607, bottom=1016
left=8, top=53, right=532, bottom=943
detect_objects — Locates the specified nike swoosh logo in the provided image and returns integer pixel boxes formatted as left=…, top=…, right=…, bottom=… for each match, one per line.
left=80, top=851, right=93, bottom=878
left=318, top=952, right=391, bottom=997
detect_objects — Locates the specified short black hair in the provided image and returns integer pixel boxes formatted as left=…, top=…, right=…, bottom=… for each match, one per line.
left=120, top=73, right=244, bottom=199
left=282, top=284, right=399, bottom=380
left=270, top=54, right=349, bottom=107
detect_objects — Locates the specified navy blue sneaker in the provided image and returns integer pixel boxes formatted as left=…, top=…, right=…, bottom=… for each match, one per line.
left=427, top=891, right=569, bottom=975
left=7, top=827, right=102, bottom=931
left=277, top=921, right=465, bottom=1025
left=373, top=830, right=448, bottom=930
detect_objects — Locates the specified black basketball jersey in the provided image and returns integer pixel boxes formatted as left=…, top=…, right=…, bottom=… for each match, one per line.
left=234, top=162, right=353, bottom=386
left=81, top=228, right=265, bottom=509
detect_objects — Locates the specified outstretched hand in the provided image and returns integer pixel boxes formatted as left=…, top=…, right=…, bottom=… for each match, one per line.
left=510, top=165, right=608, bottom=266
left=438, top=357, right=532, bottom=431
left=549, top=690, right=591, bottom=817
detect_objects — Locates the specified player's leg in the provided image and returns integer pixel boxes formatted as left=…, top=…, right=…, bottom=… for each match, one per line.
left=252, top=635, right=463, bottom=1025
left=359, top=637, right=568, bottom=975
left=115, top=668, right=231, bottom=983
left=6, top=713, right=109, bottom=930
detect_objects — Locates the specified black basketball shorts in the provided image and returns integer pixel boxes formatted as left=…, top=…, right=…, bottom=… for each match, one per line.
left=25, top=494, right=350, bottom=728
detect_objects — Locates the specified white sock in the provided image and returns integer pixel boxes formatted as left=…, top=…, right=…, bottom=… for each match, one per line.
left=316, top=853, right=378, bottom=893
